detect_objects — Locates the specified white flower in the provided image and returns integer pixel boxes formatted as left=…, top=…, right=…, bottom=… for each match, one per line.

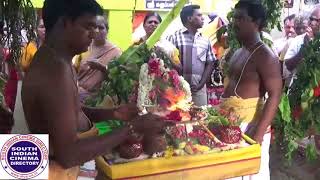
left=137, top=63, right=155, bottom=111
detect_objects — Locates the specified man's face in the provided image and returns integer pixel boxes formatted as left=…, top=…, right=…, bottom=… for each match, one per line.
left=94, top=16, right=107, bottom=44
left=65, top=14, right=98, bottom=54
left=309, top=9, right=320, bottom=35
left=233, top=8, right=257, bottom=42
left=284, top=19, right=295, bottom=38
left=189, top=9, right=204, bottom=29
left=294, top=20, right=308, bottom=35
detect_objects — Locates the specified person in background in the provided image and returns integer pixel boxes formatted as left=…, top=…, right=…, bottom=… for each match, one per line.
left=133, top=12, right=162, bottom=45
left=133, top=12, right=181, bottom=71
left=274, top=14, right=296, bottom=56
left=167, top=5, right=216, bottom=106
left=74, top=15, right=121, bottom=104
left=279, top=15, right=309, bottom=63
left=20, top=16, right=45, bottom=73
left=0, top=20, right=14, bottom=134
left=283, top=6, right=320, bottom=87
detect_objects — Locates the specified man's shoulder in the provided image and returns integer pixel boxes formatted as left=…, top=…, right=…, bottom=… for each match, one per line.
left=256, top=44, right=278, bottom=62
left=291, top=34, right=306, bottom=45
left=32, top=47, right=71, bottom=78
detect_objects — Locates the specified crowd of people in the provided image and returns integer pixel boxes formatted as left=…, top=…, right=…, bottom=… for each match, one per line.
left=0, top=0, right=320, bottom=179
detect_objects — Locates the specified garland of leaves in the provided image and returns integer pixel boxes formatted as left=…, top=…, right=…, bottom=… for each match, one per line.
left=274, top=35, right=320, bottom=162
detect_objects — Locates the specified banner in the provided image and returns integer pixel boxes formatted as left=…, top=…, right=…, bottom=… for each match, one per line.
left=146, top=0, right=187, bottom=10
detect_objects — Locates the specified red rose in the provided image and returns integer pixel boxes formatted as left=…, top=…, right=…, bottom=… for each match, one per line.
left=148, top=58, right=161, bottom=76
left=166, top=110, right=182, bottom=122
left=209, top=98, right=220, bottom=105
left=314, top=86, right=320, bottom=97
left=168, top=70, right=180, bottom=88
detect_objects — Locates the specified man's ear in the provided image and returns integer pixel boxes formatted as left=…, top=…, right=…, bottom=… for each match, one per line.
left=187, top=16, right=192, bottom=23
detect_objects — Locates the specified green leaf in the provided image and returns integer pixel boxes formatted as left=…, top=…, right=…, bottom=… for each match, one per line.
left=279, top=94, right=291, bottom=122
left=219, top=117, right=230, bottom=126
left=306, top=144, right=317, bottom=162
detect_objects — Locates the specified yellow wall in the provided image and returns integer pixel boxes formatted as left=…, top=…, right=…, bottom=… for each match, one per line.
left=31, top=0, right=236, bottom=50
left=108, top=11, right=133, bottom=51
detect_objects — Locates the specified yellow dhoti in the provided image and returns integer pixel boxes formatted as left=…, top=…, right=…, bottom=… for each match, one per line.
left=221, top=96, right=271, bottom=180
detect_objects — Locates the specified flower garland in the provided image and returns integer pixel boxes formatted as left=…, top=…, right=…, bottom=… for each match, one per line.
left=137, top=55, right=192, bottom=113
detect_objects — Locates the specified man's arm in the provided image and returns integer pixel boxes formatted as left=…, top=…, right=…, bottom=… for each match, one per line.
left=284, top=49, right=303, bottom=71
left=255, top=51, right=282, bottom=144
left=41, top=63, right=130, bottom=168
left=82, top=106, right=116, bottom=121
left=284, top=35, right=310, bottom=71
left=82, top=102, right=138, bottom=122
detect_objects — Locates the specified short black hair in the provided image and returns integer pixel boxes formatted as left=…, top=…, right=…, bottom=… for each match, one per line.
left=143, top=12, right=162, bottom=25
left=284, top=14, right=296, bottom=24
left=42, top=0, right=104, bottom=33
left=235, top=0, right=267, bottom=31
left=180, top=5, right=200, bottom=26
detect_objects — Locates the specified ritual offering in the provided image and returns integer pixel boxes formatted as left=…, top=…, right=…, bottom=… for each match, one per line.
left=92, top=0, right=261, bottom=179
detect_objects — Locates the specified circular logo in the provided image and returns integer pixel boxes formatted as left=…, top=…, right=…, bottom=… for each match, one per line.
left=1, top=135, right=48, bottom=179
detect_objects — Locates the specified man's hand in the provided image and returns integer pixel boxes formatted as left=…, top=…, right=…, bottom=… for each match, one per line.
left=253, top=134, right=263, bottom=145
left=86, top=60, right=106, bottom=73
left=304, top=26, right=314, bottom=44
left=131, top=113, right=174, bottom=134
left=114, top=104, right=139, bottom=121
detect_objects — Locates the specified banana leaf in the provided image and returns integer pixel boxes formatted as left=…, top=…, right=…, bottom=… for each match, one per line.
left=117, top=0, right=188, bottom=65
left=88, top=0, right=188, bottom=106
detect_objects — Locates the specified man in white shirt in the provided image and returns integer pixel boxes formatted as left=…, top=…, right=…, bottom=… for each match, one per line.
left=283, top=7, right=320, bottom=86
left=274, top=14, right=296, bottom=56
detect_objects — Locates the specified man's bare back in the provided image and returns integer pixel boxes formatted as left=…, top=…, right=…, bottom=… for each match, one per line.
left=224, top=43, right=280, bottom=99
left=22, top=46, right=90, bottom=134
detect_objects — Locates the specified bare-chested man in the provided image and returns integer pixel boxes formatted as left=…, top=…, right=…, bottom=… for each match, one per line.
left=222, top=1, right=282, bottom=180
left=21, top=0, right=169, bottom=178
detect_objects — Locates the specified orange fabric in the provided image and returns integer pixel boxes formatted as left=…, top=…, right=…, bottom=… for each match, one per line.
left=133, top=12, right=146, bottom=32
left=49, top=161, right=80, bottom=180
left=20, top=41, right=38, bottom=72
